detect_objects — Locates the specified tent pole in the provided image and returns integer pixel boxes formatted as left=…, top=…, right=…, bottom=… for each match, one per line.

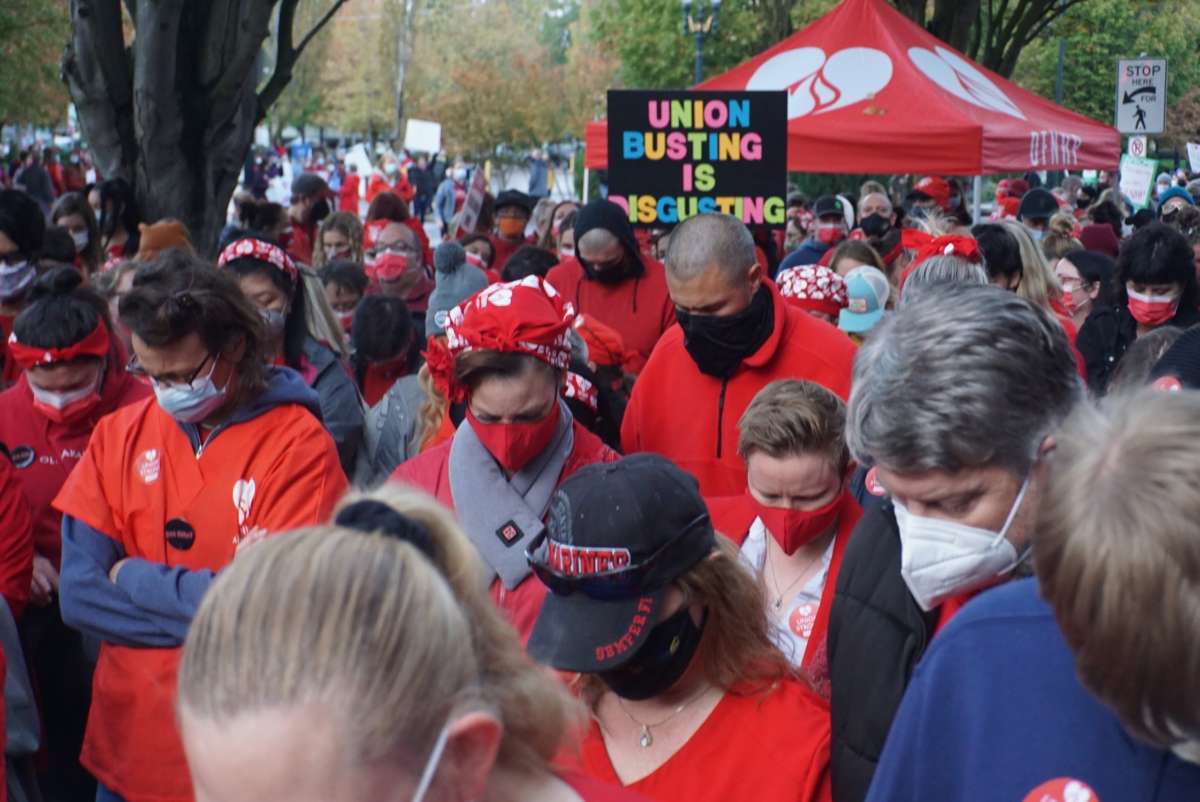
left=583, top=167, right=590, bottom=202
left=973, top=175, right=983, bottom=223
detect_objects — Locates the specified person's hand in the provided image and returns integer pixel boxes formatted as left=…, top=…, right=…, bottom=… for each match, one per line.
left=108, top=558, right=129, bottom=584
left=236, top=526, right=269, bottom=555
left=30, top=554, right=59, bottom=606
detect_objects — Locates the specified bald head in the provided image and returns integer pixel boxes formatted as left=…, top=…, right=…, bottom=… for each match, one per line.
left=577, top=227, right=621, bottom=264
left=665, top=213, right=757, bottom=286
left=858, top=192, right=893, bottom=219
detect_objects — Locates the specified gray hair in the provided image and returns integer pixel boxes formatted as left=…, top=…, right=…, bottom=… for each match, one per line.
left=848, top=283, right=1082, bottom=476
left=900, top=255, right=988, bottom=307
left=858, top=191, right=893, bottom=216
left=665, top=213, right=756, bottom=284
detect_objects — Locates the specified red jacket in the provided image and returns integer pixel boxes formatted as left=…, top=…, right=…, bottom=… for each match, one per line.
left=546, top=256, right=676, bottom=374
left=0, top=368, right=151, bottom=569
left=390, top=419, right=618, bottom=641
left=0, top=448, right=33, bottom=619
left=338, top=173, right=360, bottom=213
left=621, top=282, right=856, bottom=498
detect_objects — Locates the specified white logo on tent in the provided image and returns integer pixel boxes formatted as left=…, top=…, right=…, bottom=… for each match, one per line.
left=908, top=46, right=1026, bottom=120
left=746, top=47, right=893, bottom=120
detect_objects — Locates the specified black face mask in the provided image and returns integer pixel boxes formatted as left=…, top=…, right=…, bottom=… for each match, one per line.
left=859, top=213, right=891, bottom=238
left=598, top=607, right=706, bottom=701
left=582, top=251, right=643, bottom=286
left=675, top=285, right=774, bottom=379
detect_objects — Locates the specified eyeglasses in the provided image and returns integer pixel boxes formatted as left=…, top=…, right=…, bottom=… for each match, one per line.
left=525, top=514, right=711, bottom=601
left=367, top=242, right=422, bottom=260
left=128, top=352, right=215, bottom=387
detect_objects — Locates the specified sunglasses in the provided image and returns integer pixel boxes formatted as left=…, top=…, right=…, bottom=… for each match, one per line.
left=525, top=514, right=711, bottom=601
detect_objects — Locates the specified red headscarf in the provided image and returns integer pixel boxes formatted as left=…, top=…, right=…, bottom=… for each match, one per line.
left=899, top=230, right=982, bottom=288
left=776, top=265, right=849, bottom=319
left=7, top=319, right=111, bottom=370
left=425, top=275, right=575, bottom=402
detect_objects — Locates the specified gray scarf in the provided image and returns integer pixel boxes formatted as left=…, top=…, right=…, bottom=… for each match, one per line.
left=449, top=400, right=575, bottom=589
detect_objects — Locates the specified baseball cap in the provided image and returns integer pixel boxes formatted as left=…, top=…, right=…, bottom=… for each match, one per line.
left=914, top=176, right=951, bottom=210
left=525, top=454, right=716, bottom=673
left=1017, top=187, right=1057, bottom=220
left=495, top=189, right=533, bottom=214
left=839, top=265, right=889, bottom=333
left=812, top=195, right=844, bottom=219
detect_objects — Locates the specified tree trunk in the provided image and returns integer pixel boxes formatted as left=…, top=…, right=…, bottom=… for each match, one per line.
left=63, top=0, right=344, bottom=256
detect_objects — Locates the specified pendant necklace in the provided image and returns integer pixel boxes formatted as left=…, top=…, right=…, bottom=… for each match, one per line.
left=617, top=688, right=709, bottom=748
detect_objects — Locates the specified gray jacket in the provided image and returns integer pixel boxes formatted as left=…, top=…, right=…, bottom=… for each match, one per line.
left=304, top=337, right=365, bottom=477
left=353, top=374, right=426, bottom=488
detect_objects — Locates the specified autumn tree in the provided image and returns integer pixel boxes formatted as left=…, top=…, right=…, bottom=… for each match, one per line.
left=266, top=0, right=340, bottom=140
left=63, top=0, right=347, bottom=254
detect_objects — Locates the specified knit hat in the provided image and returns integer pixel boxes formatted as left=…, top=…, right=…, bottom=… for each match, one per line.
left=776, top=265, right=848, bottom=319
left=1158, top=186, right=1194, bottom=213
left=1079, top=224, right=1120, bottom=258
left=1150, top=325, right=1200, bottom=391
left=136, top=220, right=194, bottom=261
left=426, top=243, right=489, bottom=338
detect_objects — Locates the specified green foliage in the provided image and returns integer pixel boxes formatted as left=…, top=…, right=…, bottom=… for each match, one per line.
left=1012, top=0, right=1200, bottom=126
left=0, top=0, right=70, bottom=125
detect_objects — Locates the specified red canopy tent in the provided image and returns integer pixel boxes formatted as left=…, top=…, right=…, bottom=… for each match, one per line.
left=584, top=0, right=1119, bottom=175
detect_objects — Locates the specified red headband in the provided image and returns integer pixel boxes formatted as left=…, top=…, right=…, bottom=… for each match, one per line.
left=900, top=231, right=982, bottom=287
left=8, top=319, right=111, bottom=370
left=425, top=275, right=575, bottom=403
left=217, top=238, right=299, bottom=285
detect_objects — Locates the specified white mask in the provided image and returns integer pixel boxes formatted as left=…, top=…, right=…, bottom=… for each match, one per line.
left=893, top=477, right=1030, bottom=612
left=71, top=230, right=90, bottom=253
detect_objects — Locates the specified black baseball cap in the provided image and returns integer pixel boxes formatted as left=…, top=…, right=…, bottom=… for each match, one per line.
left=525, top=454, right=716, bottom=673
left=812, top=195, right=844, bottom=219
left=1017, top=187, right=1057, bottom=220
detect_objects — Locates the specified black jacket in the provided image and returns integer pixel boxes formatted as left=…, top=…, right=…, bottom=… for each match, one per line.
left=827, top=502, right=937, bottom=802
left=1076, top=302, right=1200, bottom=394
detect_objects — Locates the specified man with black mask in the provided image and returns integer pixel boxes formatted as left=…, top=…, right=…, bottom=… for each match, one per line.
left=855, top=191, right=904, bottom=268
left=546, top=199, right=675, bottom=374
left=621, top=213, right=856, bottom=498
left=286, top=173, right=332, bottom=265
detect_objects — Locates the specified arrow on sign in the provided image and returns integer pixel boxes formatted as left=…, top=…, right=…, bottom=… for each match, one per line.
left=1123, top=86, right=1157, bottom=104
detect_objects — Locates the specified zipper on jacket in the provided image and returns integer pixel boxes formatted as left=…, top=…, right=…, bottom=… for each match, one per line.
left=715, top=379, right=729, bottom=459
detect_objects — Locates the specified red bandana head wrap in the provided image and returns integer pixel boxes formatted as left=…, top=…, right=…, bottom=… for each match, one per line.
left=363, top=220, right=391, bottom=253
left=423, top=275, right=575, bottom=403
left=217, top=238, right=299, bottom=286
left=899, top=231, right=982, bottom=287
left=8, top=318, right=111, bottom=370
left=776, top=265, right=849, bottom=319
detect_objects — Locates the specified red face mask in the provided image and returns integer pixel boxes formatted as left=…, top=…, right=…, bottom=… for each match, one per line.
left=748, top=489, right=843, bottom=555
left=29, top=380, right=103, bottom=425
left=816, top=224, right=845, bottom=246
left=337, top=310, right=355, bottom=334
left=1127, top=287, right=1181, bottom=327
left=467, top=402, right=560, bottom=474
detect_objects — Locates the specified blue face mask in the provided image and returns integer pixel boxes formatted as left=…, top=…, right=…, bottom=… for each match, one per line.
left=259, top=307, right=287, bottom=338
left=1026, top=226, right=1045, bottom=242
left=151, top=357, right=229, bottom=424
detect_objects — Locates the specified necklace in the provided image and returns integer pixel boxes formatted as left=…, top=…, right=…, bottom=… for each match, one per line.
left=764, top=541, right=822, bottom=610
left=616, top=688, right=709, bottom=748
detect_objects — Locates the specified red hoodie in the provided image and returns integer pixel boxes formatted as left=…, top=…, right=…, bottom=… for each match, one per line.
left=390, top=420, right=618, bottom=641
left=546, top=256, right=675, bottom=374
left=622, top=282, right=856, bottom=498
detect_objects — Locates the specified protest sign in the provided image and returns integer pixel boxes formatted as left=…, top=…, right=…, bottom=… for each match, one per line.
left=606, top=90, right=788, bottom=228
left=1119, top=154, right=1157, bottom=210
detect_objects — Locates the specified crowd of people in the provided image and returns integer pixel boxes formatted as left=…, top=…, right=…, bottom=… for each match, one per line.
left=0, top=149, right=1196, bottom=802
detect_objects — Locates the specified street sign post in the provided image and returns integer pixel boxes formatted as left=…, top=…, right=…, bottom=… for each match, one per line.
left=1116, top=58, right=1167, bottom=135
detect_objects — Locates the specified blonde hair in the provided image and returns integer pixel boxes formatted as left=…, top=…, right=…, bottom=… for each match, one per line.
left=1036, top=389, right=1200, bottom=747
left=576, top=536, right=795, bottom=708
left=416, top=361, right=447, bottom=451
left=737, top=380, right=849, bottom=473
left=1041, top=213, right=1083, bottom=261
left=179, top=488, right=579, bottom=775
left=997, top=219, right=1062, bottom=308
left=313, top=211, right=364, bottom=270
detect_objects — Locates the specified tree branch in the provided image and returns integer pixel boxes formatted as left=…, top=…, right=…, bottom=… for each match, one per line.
left=256, top=0, right=348, bottom=123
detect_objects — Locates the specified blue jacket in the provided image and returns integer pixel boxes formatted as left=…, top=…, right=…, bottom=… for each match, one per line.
left=867, top=578, right=1200, bottom=801
left=59, top=368, right=326, bottom=647
left=779, top=238, right=832, bottom=271
left=434, top=177, right=458, bottom=224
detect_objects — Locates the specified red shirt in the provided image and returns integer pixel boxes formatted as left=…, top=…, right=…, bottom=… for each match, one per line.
left=489, top=234, right=533, bottom=273
left=0, top=314, right=20, bottom=389
left=0, top=368, right=151, bottom=568
left=0, top=449, right=32, bottom=619
left=390, top=419, right=618, bottom=641
left=338, top=174, right=360, bottom=213
left=621, top=283, right=856, bottom=498
left=53, top=397, right=347, bottom=802
left=574, top=681, right=832, bottom=802
left=546, top=257, right=675, bottom=374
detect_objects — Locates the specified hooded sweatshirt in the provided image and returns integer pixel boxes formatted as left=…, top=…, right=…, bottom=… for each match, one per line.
left=866, top=579, right=1200, bottom=802
left=54, top=366, right=347, bottom=802
left=546, top=201, right=675, bottom=373
left=621, top=281, right=855, bottom=498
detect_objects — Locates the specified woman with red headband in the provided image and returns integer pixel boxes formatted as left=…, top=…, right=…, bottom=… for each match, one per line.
left=218, top=235, right=364, bottom=476
left=391, top=275, right=618, bottom=640
left=54, top=251, right=347, bottom=802
left=0, top=267, right=149, bottom=800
